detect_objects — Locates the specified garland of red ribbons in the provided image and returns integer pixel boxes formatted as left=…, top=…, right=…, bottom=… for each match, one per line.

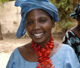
left=31, top=36, right=55, bottom=68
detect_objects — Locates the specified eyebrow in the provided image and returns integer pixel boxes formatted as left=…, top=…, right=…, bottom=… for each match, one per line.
left=26, top=18, right=32, bottom=20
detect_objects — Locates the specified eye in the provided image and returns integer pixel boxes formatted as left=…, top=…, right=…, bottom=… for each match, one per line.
left=26, top=20, right=33, bottom=26
left=39, top=18, right=47, bottom=23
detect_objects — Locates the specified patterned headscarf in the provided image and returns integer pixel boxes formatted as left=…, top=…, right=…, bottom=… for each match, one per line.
left=70, top=3, right=80, bottom=19
left=15, top=0, right=59, bottom=38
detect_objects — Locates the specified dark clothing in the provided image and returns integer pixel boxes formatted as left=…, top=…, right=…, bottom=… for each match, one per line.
left=63, top=30, right=80, bottom=62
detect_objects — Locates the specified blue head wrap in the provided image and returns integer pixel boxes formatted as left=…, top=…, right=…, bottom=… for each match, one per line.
left=15, top=0, right=59, bottom=38
left=70, top=3, right=80, bottom=19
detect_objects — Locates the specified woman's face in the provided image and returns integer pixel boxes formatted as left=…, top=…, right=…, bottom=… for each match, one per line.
left=26, top=9, right=54, bottom=44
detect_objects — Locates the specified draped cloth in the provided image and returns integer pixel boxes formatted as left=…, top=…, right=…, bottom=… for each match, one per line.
left=15, top=0, right=59, bottom=38
left=70, top=3, right=80, bottom=19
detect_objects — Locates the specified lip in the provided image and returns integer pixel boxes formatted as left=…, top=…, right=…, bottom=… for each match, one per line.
left=32, top=32, right=45, bottom=39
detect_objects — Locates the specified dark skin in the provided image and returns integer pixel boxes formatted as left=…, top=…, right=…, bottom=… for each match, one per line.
left=72, top=17, right=80, bottom=38
left=18, top=9, right=62, bottom=62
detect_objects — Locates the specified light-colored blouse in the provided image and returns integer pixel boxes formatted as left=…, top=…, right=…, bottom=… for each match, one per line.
left=6, top=44, right=80, bottom=68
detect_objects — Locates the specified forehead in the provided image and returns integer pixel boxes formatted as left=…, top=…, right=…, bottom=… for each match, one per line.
left=26, top=9, right=51, bottom=18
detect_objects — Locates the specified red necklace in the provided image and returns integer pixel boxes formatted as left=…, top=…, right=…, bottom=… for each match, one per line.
left=31, top=36, right=55, bottom=68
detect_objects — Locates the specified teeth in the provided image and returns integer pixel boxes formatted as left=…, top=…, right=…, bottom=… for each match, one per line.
left=34, top=33, right=43, bottom=37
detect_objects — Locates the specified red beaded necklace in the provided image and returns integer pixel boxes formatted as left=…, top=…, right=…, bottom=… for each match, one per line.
left=31, top=36, right=55, bottom=68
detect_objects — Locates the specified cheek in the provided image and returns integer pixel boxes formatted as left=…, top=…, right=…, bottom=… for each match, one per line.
left=26, top=27, right=32, bottom=34
left=43, top=22, right=53, bottom=31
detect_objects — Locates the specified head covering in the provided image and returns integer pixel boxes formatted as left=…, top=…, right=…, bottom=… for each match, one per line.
left=15, top=0, right=59, bottom=38
left=70, top=3, right=80, bottom=19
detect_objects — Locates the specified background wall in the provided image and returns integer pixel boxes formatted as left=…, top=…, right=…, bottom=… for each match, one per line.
left=0, top=1, right=21, bottom=34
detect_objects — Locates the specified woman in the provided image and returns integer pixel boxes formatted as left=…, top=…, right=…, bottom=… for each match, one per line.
left=6, top=0, right=80, bottom=68
left=63, top=3, right=80, bottom=62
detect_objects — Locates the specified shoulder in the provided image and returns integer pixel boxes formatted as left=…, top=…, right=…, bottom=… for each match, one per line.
left=62, top=44, right=74, bottom=51
left=9, top=47, right=20, bottom=60
left=54, top=42, right=75, bottom=54
left=58, top=44, right=78, bottom=60
left=65, top=29, right=74, bottom=35
left=18, top=42, right=32, bottom=54
left=66, top=28, right=77, bottom=37
left=54, top=41, right=62, bottom=50
left=11, top=48, right=18, bottom=56
left=63, top=30, right=75, bottom=42
left=54, top=41, right=74, bottom=52
left=51, top=41, right=62, bottom=56
left=51, top=42, right=77, bottom=60
left=61, top=44, right=77, bottom=57
left=17, top=42, right=35, bottom=61
left=6, top=48, right=19, bottom=68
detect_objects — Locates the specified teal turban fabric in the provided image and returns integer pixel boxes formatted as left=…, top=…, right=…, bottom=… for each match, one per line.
left=70, top=3, right=80, bottom=19
left=15, top=0, right=59, bottom=38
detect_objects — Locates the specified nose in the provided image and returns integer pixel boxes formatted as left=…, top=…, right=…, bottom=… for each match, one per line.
left=33, top=21, right=40, bottom=30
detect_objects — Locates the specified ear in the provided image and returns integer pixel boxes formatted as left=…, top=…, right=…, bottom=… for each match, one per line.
left=51, top=19, right=55, bottom=28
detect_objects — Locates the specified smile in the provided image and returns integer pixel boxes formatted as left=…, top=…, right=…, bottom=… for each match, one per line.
left=33, top=33, right=44, bottom=39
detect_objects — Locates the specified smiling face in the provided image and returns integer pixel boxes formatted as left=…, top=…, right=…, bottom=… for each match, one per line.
left=26, top=9, right=55, bottom=45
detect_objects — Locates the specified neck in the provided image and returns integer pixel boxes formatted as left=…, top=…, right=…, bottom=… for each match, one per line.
left=36, top=39, right=51, bottom=48
left=33, top=36, right=51, bottom=48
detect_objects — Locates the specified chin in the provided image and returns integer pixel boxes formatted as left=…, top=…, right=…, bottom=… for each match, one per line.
left=33, top=39, right=45, bottom=44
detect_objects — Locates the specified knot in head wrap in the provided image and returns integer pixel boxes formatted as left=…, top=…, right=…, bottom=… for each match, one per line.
left=70, top=3, right=80, bottom=19
left=15, top=0, right=59, bottom=38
